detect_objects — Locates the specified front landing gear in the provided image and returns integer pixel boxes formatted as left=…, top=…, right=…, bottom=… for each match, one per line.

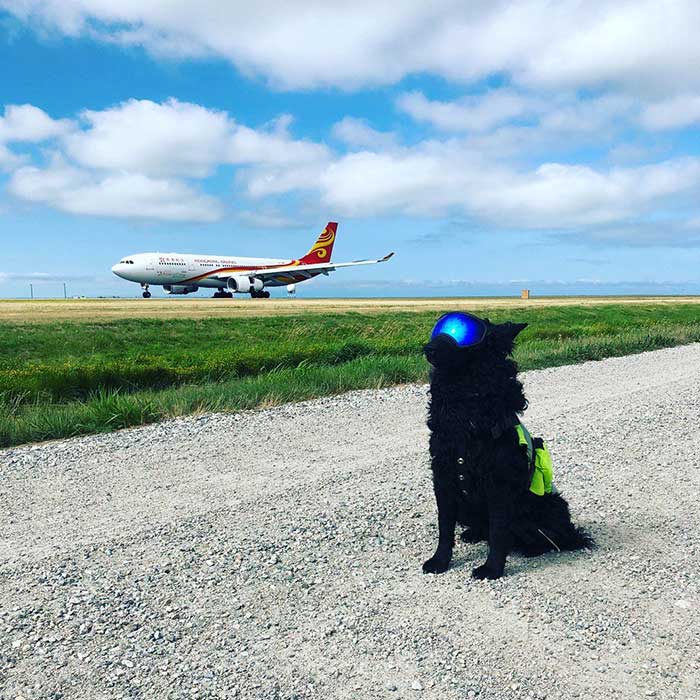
left=251, top=290, right=270, bottom=299
left=141, top=283, right=151, bottom=299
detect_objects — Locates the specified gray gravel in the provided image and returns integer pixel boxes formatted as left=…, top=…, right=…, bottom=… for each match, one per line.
left=1, top=344, right=699, bottom=700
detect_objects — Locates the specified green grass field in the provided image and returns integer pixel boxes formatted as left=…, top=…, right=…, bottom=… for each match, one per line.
left=1, top=302, right=699, bottom=448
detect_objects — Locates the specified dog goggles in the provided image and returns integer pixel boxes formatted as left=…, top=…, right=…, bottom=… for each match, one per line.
left=430, top=312, right=488, bottom=348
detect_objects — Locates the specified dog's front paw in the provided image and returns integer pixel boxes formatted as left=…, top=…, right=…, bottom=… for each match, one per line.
left=471, top=563, right=503, bottom=580
left=422, top=553, right=451, bottom=574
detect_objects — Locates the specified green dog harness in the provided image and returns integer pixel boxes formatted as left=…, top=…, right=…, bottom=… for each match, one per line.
left=515, top=423, right=554, bottom=496
left=457, top=416, right=554, bottom=496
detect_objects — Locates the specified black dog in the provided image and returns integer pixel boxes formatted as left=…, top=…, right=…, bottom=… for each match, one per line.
left=422, top=312, right=592, bottom=580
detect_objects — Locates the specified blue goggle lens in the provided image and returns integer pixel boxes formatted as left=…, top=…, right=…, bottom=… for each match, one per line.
left=430, top=312, right=487, bottom=347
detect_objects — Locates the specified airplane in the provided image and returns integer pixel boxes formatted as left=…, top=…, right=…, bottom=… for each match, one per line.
left=111, top=222, right=394, bottom=299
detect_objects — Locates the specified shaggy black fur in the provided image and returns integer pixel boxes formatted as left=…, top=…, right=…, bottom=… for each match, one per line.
left=422, top=315, right=593, bottom=580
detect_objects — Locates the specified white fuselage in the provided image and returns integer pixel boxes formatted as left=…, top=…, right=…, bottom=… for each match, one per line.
left=112, top=252, right=293, bottom=289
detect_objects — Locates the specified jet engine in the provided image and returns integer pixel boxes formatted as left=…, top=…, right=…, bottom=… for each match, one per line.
left=226, top=276, right=264, bottom=294
left=163, top=285, right=199, bottom=295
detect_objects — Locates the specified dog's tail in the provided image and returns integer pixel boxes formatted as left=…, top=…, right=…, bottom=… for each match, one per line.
left=541, top=519, right=595, bottom=553
left=513, top=491, right=594, bottom=556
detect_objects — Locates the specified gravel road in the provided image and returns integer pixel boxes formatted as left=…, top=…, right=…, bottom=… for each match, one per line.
left=2, top=344, right=699, bottom=700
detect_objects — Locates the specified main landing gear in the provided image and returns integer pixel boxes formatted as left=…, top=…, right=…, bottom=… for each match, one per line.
left=141, top=283, right=151, bottom=299
left=212, top=288, right=270, bottom=299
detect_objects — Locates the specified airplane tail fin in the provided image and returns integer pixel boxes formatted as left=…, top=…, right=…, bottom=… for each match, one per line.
left=299, top=222, right=337, bottom=264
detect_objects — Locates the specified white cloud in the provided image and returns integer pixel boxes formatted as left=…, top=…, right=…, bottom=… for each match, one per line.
left=227, top=120, right=329, bottom=166
left=397, top=90, right=539, bottom=132
left=0, top=143, right=22, bottom=171
left=0, top=104, right=74, bottom=171
left=62, top=98, right=329, bottom=177
left=318, top=147, right=462, bottom=216
left=3, top=99, right=331, bottom=222
left=0, top=104, right=73, bottom=142
left=474, top=159, right=700, bottom=228
left=243, top=161, right=328, bottom=199
left=2, top=4, right=697, bottom=241
left=3, top=1, right=700, bottom=93
left=9, top=158, right=223, bottom=222
left=397, top=90, right=635, bottom=140
left=2, top=97, right=698, bottom=241
left=315, top=143, right=700, bottom=228
left=539, top=94, right=634, bottom=133
left=331, top=117, right=396, bottom=150
left=641, top=94, right=700, bottom=130
left=64, top=99, right=231, bottom=177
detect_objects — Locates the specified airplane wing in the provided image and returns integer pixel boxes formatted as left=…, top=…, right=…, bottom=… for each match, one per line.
left=212, top=252, right=394, bottom=282
left=253, top=252, right=394, bottom=279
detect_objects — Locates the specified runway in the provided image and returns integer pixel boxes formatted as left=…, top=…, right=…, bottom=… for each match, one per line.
left=2, top=295, right=700, bottom=322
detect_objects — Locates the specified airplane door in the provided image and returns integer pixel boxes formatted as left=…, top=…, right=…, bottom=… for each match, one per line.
left=187, top=258, right=196, bottom=272
left=146, top=258, right=155, bottom=270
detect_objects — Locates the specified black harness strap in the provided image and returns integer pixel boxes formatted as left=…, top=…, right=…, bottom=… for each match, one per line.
left=490, top=413, right=520, bottom=439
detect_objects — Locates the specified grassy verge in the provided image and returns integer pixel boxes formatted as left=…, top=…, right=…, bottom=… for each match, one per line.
left=1, top=303, right=699, bottom=448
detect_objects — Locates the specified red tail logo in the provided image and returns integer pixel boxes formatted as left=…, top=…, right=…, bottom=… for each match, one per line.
left=299, top=222, right=337, bottom=264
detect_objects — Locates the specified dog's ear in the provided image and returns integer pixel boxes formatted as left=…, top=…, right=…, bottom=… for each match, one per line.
left=505, top=322, right=528, bottom=340
left=492, top=321, right=528, bottom=343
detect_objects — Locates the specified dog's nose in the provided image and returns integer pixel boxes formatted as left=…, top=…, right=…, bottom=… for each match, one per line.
left=424, top=334, right=463, bottom=367
left=424, top=334, right=457, bottom=352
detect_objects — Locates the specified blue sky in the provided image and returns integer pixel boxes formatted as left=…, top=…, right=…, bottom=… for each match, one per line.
left=1, top=1, right=700, bottom=298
